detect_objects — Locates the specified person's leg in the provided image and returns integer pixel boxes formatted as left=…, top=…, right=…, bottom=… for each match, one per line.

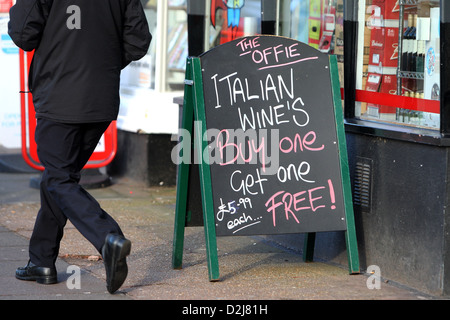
left=29, top=119, right=123, bottom=268
left=28, top=172, right=68, bottom=268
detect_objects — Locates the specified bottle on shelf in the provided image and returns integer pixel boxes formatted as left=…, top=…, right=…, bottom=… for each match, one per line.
left=401, top=14, right=414, bottom=94
left=408, top=14, right=417, bottom=94
left=401, top=14, right=413, bottom=72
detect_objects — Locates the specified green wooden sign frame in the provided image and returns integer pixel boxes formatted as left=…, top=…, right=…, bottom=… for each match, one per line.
left=172, top=53, right=359, bottom=282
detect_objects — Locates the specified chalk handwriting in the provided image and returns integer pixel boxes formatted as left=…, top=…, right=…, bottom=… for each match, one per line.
left=264, top=179, right=336, bottom=227
left=199, top=36, right=345, bottom=235
left=210, top=68, right=294, bottom=109
left=235, top=37, right=319, bottom=70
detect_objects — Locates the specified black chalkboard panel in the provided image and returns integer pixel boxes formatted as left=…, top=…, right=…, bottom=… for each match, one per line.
left=199, top=36, right=347, bottom=236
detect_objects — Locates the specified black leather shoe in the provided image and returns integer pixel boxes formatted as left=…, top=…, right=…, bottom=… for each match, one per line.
left=102, top=233, right=131, bottom=294
left=15, top=260, right=57, bottom=284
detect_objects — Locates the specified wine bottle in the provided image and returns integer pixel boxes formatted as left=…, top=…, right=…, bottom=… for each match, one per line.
left=406, top=14, right=416, bottom=72
left=402, top=14, right=413, bottom=72
left=416, top=39, right=425, bottom=94
left=411, top=15, right=417, bottom=73
left=410, top=15, right=417, bottom=95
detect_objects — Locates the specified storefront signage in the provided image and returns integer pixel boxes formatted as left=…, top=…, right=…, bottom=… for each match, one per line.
left=172, top=35, right=358, bottom=280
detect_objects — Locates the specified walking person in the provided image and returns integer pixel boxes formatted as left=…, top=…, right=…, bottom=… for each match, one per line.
left=8, top=0, right=152, bottom=294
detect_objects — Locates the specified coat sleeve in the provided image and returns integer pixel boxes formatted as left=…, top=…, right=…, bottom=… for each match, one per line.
left=122, top=0, right=152, bottom=69
left=8, top=0, right=47, bottom=52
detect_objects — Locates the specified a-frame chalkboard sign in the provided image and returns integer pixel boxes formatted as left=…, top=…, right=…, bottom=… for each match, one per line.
left=172, top=35, right=359, bottom=281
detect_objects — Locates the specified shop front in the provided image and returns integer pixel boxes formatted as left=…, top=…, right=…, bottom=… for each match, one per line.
left=342, top=0, right=449, bottom=296
left=270, top=0, right=446, bottom=296
left=267, top=0, right=448, bottom=296
left=113, top=0, right=265, bottom=185
left=117, top=0, right=448, bottom=295
left=111, top=0, right=188, bottom=185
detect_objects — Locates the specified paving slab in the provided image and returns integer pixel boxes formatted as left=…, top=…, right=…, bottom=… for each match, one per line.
left=0, top=171, right=444, bottom=303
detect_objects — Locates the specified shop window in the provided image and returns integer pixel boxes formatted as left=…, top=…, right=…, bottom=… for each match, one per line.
left=275, top=0, right=345, bottom=88
left=277, top=0, right=344, bottom=55
left=270, top=1, right=441, bottom=133
left=118, top=0, right=187, bottom=134
left=185, top=1, right=443, bottom=134
left=356, top=0, right=440, bottom=130
left=207, top=0, right=262, bottom=49
left=121, top=0, right=188, bottom=92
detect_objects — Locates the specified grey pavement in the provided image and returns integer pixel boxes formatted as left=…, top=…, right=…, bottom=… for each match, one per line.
left=0, top=155, right=445, bottom=303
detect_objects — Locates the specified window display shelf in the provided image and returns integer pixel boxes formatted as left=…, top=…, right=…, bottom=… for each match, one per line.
left=397, top=70, right=424, bottom=80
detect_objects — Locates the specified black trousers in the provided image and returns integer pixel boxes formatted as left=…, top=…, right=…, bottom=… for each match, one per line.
left=29, top=118, right=123, bottom=268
